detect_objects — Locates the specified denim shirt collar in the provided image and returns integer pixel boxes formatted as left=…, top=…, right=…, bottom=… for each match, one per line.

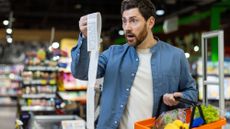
left=125, top=37, right=161, bottom=54
left=150, top=37, right=161, bottom=54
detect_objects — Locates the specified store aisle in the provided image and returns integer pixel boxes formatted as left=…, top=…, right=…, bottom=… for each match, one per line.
left=0, top=106, right=17, bottom=129
left=224, top=124, right=230, bottom=129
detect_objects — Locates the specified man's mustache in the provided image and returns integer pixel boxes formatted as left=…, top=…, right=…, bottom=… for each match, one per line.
left=125, top=31, right=135, bottom=36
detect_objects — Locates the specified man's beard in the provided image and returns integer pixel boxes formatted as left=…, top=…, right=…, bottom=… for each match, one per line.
left=125, top=25, right=148, bottom=47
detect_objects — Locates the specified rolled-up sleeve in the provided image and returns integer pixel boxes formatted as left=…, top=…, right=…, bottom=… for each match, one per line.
left=71, top=34, right=89, bottom=80
left=179, top=50, right=198, bottom=102
left=71, top=34, right=111, bottom=80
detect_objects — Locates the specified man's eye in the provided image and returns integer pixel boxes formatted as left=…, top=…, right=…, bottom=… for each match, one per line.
left=131, top=19, right=138, bottom=23
left=122, top=20, right=126, bottom=24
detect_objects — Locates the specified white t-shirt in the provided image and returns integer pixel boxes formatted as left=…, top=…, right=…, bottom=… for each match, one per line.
left=119, top=48, right=153, bottom=129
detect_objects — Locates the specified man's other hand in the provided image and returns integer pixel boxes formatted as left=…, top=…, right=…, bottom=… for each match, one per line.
left=163, top=92, right=182, bottom=106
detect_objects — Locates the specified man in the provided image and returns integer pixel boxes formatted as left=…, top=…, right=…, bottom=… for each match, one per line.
left=71, top=0, right=197, bottom=128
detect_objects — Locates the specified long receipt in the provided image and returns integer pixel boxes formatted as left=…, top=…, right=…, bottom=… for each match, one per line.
left=87, top=12, right=102, bottom=129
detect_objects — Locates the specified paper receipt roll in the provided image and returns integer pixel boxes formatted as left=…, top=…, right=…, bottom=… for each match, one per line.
left=87, top=12, right=102, bottom=129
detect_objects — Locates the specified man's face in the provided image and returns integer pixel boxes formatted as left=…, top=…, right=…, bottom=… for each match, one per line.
left=122, top=8, right=148, bottom=47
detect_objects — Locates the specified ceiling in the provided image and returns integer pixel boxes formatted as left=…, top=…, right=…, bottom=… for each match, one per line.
left=0, top=0, right=221, bottom=32
left=0, top=0, right=230, bottom=63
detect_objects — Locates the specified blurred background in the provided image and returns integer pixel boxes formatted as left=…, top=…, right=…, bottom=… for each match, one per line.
left=0, top=0, right=230, bottom=129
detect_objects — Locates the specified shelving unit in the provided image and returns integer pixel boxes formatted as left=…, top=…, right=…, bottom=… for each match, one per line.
left=196, top=60, right=230, bottom=100
left=20, top=65, right=58, bottom=112
left=57, top=53, right=87, bottom=118
left=21, top=105, right=55, bottom=112
left=0, top=64, right=23, bottom=106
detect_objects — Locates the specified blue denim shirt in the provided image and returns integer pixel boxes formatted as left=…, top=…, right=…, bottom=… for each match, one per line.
left=71, top=35, right=197, bottom=129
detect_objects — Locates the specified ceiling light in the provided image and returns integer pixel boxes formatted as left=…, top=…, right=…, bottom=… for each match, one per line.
left=194, top=45, right=199, bottom=52
left=6, top=28, right=12, bottom=34
left=74, top=4, right=82, bottom=9
left=3, top=20, right=9, bottom=26
left=185, top=52, right=190, bottom=58
left=156, top=9, right=165, bottom=16
left=7, top=37, right=13, bottom=43
left=118, top=30, right=124, bottom=35
left=52, top=42, right=60, bottom=49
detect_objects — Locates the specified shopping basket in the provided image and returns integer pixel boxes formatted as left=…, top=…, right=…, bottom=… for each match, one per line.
left=135, top=97, right=227, bottom=129
left=135, top=117, right=226, bottom=129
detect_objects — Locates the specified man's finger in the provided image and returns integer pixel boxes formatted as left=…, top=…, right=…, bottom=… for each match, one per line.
left=163, top=93, right=180, bottom=106
left=163, top=94, right=173, bottom=106
left=173, top=92, right=183, bottom=97
left=80, top=15, right=87, bottom=21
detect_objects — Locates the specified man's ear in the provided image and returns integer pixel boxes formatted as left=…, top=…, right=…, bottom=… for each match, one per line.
left=147, top=16, right=155, bottom=29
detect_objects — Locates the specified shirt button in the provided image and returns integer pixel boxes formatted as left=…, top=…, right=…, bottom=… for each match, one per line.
left=136, top=58, right=139, bottom=61
left=77, top=53, right=80, bottom=56
left=131, top=73, right=135, bottom=76
left=126, top=88, right=129, bottom=91
left=120, top=104, right=124, bottom=108
left=114, top=121, right=118, bottom=124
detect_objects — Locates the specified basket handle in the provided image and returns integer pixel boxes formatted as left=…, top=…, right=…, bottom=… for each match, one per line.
left=156, top=95, right=206, bottom=129
left=156, top=95, right=197, bottom=117
left=174, top=97, right=197, bottom=106
left=174, top=97, right=206, bottom=129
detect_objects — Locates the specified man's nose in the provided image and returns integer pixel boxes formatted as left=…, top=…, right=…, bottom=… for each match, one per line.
left=123, top=23, right=131, bottom=31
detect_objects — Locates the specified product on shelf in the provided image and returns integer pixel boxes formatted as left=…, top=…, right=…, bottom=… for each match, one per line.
left=0, top=64, right=23, bottom=105
left=58, top=91, right=86, bottom=103
left=20, top=49, right=59, bottom=112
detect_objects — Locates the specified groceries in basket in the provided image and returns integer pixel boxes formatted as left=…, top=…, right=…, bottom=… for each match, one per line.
left=151, top=97, right=223, bottom=129
left=164, top=120, right=189, bottom=129
left=135, top=96, right=227, bottom=129
left=194, top=104, right=219, bottom=124
left=153, top=108, right=189, bottom=129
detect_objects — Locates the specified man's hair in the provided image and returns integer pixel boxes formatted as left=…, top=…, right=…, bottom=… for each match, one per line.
left=121, top=0, right=156, bottom=21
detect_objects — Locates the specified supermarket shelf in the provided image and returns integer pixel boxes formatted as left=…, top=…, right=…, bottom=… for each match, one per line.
left=199, top=98, right=230, bottom=101
left=58, top=92, right=86, bottom=103
left=23, top=79, right=56, bottom=85
left=0, top=78, right=22, bottom=82
left=21, top=106, right=55, bottom=111
left=0, top=86, right=20, bottom=89
left=64, top=87, right=87, bottom=91
left=24, top=66, right=58, bottom=72
left=0, top=94, right=18, bottom=97
left=66, top=98, right=86, bottom=103
left=22, top=94, right=56, bottom=99
left=0, top=101, right=17, bottom=106
left=197, top=74, right=230, bottom=77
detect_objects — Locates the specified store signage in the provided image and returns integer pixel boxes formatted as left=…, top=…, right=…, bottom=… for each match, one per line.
left=163, top=16, right=178, bottom=34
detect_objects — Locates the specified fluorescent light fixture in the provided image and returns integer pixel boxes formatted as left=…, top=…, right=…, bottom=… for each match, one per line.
left=118, top=30, right=124, bottom=35
left=194, top=45, right=199, bottom=52
left=6, top=28, right=12, bottom=34
left=185, top=52, right=190, bottom=58
left=156, top=9, right=165, bottom=16
left=7, top=37, right=13, bottom=43
left=74, top=4, right=82, bottom=9
left=3, top=20, right=9, bottom=26
left=52, top=42, right=60, bottom=49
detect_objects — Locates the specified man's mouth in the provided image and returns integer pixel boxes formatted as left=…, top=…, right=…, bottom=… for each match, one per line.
left=126, top=34, right=135, bottom=41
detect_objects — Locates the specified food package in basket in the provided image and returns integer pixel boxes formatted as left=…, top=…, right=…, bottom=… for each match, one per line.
left=153, top=108, right=188, bottom=129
